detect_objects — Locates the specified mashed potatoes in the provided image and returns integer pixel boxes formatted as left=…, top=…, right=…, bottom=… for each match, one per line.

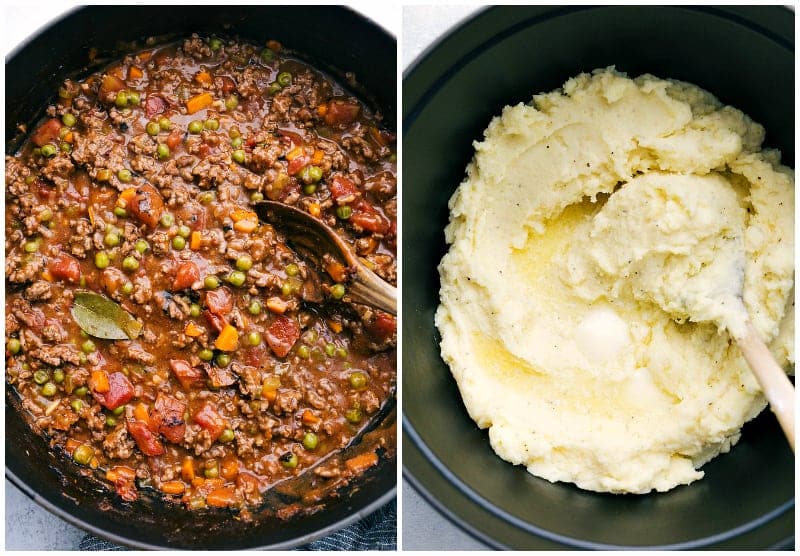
left=436, top=68, right=794, bottom=494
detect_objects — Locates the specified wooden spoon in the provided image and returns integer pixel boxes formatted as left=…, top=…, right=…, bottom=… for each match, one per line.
left=255, top=201, right=397, bottom=315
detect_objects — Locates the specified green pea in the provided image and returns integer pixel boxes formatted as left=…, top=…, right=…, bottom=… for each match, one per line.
left=260, top=48, right=274, bottom=62
left=74, top=386, right=88, bottom=397
left=60, top=142, right=72, bottom=153
left=62, top=113, right=77, bottom=127
left=189, top=303, right=201, bottom=317
left=39, top=208, right=53, bottom=222
left=335, top=347, right=348, bottom=359
left=172, top=236, right=186, bottom=250
left=330, top=284, right=345, bottom=300
left=146, top=121, right=160, bottom=136
left=134, top=239, right=149, bottom=254
left=247, top=332, right=261, bottom=346
left=226, top=270, right=246, bottom=287
left=127, top=91, right=140, bottom=106
left=216, top=353, right=231, bottom=367
left=281, top=282, right=293, bottom=297
left=157, top=143, right=170, bottom=160
left=40, top=144, right=57, bottom=157
left=104, top=232, right=120, bottom=247
left=33, top=370, right=49, bottom=385
left=204, top=275, right=219, bottom=289
left=336, top=205, right=352, bottom=220
left=297, top=345, right=310, bottom=359
left=308, top=166, right=323, bottom=183
left=277, top=71, right=292, bottom=87
left=94, top=251, right=110, bottom=269
left=285, top=263, right=299, bottom=277
left=303, top=183, right=317, bottom=195
left=177, top=225, right=191, bottom=238
left=112, top=405, right=126, bottom=416
left=158, top=117, right=172, bottom=131
left=122, top=256, right=139, bottom=271
left=106, top=415, right=117, bottom=427
left=235, top=256, right=253, bottom=271
left=231, top=136, right=243, bottom=148
left=204, top=118, right=219, bottom=131
left=232, top=149, right=245, bottom=164
left=280, top=452, right=298, bottom=468
left=70, top=399, right=83, bottom=413
left=115, top=91, right=129, bottom=107
left=268, top=82, right=282, bottom=95
left=198, top=191, right=216, bottom=205
left=7, top=338, right=21, bottom=355
left=81, top=339, right=96, bottom=353
left=113, top=206, right=127, bottom=218
left=23, top=240, right=39, bottom=253
left=160, top=213, right=174, bottom=227
left=250, top=191, right=263, bottom=203
left=247, top=300, right=261, bottom=315
left=228, top=127, right=241, bottom=139
left=198, top=348, right=214, bottom=361
left=117, top=168, right=132, bottom=183
left=209, top=37, right=223, bottom=51
left=73, top=444, right=94, bottom=465
left=122, top=282, right=134, bottom=295
left=325, top=343, right=336, bottom=357
left=349, top=371, right=368, bottom=390
left=41, top=382, right=57, bottom=396
left=345, top=407, right=362, bottom=424
left=225, top=95, right=239, bottom=111
left=53, top=369, right=65, bottom=384
left=60, top=127, right=71, bottom=140
left=188, top=120, right=204, bottom=134
left=219, top=428, right=235, bottom=443
left=302, top=432, right=319, bottom=450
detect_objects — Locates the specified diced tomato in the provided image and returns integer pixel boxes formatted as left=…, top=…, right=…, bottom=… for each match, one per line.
left=144, top=94, right=167, bottom=118
left=324, top=99, right=360, bottom=126
left=287, top=154, right=310, bottom=176
left=31, top=118, right=63, bottom=147
left=149, top=394, right=186, bottom=444
left=114, top=478, right=138, bottom=502
left=172, top=261, right=199, bottom=291
left=93, top=372, right=134, bottom=410
left=32, top=178, right=56, bottom=201
left=205, top=287, right=232, bottom=316
left=265, top=316, right=300, bottom=358
left=193, top=403, right=226, bottom=440
left=127, top=419, right=165, bottom=456
left=242, top=344, right=266, bottom=367
left=169, top=359, right=203, bottom=389
left=350, top=200, right=390, bottom=234
left=368, top=311, right=396, bottom=343
left=127, top=184, right=164, bottom=228
left=203, top=310, right=227, bottom=334
left=205, top=365, right=236, bottom=388
left=98, top=74, right=126, bottom=99
left=220, top=76, right=237, bottom=95
left=48, top=253, right=81, bottom=283
left=329, top=175, right=358, bottom=201
left=166, top=130, right=183, bottom=150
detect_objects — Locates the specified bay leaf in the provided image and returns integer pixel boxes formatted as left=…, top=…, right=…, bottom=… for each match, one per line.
left=71, top=290, right=142, bottom=340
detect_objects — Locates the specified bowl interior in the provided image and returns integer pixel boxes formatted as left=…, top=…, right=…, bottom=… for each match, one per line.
left=6, top=5, right=396, bottom=549
left=403, top=5, right=794, bottom=549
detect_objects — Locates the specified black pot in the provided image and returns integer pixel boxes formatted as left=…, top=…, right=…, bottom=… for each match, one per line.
left=6, top=5, right=396, bottom=550
left=403, top=5, right=794, bottom=549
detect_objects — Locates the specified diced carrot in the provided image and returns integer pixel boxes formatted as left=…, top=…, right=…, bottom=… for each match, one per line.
left=220, top=456, right=239, bottom=480
left=190, top=231, right=202, bottom=250
left=137, top=50, right=153, bottom=62
left=345, top=451, right=379, bottom=474
left=285, top=146, right=304, bottom=161
left=231, top=207, right=256, bottom=222
left=312, top=149, right=325, bottom=164
left=89, top=370, right=110, bottom=393
left=214, top=324, right=239, bottom=351
left=41, top=269, right=53, bottom=282
left=308, top=202, right=321, bottom=218
left=161, top=481, right=186, bottom=495
left=328, top=319, right=343, bottom=334
left=64, top=131, right=74, bottom=144
left=186, top=92, right=213, bottom=114
left=195, top=70, right=213, bottom=85
left=317, top=104, right=328, bottom=116
left=266, top=297, right=288, bottom=314
left=325, top=261, right=348, bottom=283
left=206, top=487, right=238, bottom=507
left=302, top=409, right=320, bottom=425
left=134, top=402, right=150, bottom=424
left=191, top=477, right=205, bottom=488
left=119, top=188, right=136, bottom=205
left=184, top=322, right=204, bottom=337
left=181, top=457, right=195, bottom=481
left=106, top=465, right=136, bottom=483
left=234, top=219, right=257, bottom=233
left=231, top=208, right=258, bottom=232
left=89, top=457, right=99, bottom=469
left=109, top=65, right=125, bottom=79
left=128, top=66, right=144, bottom=79
left=65, top=438, right=80, bottom=454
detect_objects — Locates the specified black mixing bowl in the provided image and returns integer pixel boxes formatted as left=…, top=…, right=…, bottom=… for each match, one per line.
left=6, top=5, right=396, bottom=549
left=403, top=5, right=794, bottom=549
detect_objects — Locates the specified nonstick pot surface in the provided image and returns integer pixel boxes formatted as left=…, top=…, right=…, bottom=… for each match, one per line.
left=6, top=5, right=396, bottom=550
left=403, top=5, right=794, bottom=549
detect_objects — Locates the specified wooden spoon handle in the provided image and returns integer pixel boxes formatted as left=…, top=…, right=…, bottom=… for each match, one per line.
left=736, top=322, right=795, bottom=451
left=348, top=263, right=397, bottom=315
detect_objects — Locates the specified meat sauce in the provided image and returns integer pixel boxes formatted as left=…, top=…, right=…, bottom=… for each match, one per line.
left=5, top=34, right=396, bottom=514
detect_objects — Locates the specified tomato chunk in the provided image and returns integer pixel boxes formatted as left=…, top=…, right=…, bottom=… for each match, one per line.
left=144, top=94, right=167, bottom=118
left=166, top=130, right=183, bottom=150
left=127, top=419, right=165, bottom=456
left=149, top=394, right=186, bottom=444
left=48, top=252, right=81, bottom=283
left=205, top=287, right=232, bottom=316
left=172, top=261, right=199, bottom=291
left=127, top=184, right=164, bottom=228
left=350, top=200, right=390, bottom=235
left=265, top=316, right=300, bottom=358
left=93, top=372, right=134, bottom=410
left=204, top=310, right=228, bottom=334
left=31, top=118, right=63, bottom=147
left=329, top=175, right=358, bottom=201
left=324, top=99, right=360, bottom=126
left=220, top=76, right=237, bottom=95
left=169, top=359, right=203, bottom=389
left=287, top=155, right=310, bottom=176
left=193, top=403, right=226, bottom=440
left=368, top=311, right=396, bottom=343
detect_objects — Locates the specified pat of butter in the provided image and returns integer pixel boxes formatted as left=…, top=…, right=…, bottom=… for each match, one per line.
left=575, top=306, right=630, bottom=361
